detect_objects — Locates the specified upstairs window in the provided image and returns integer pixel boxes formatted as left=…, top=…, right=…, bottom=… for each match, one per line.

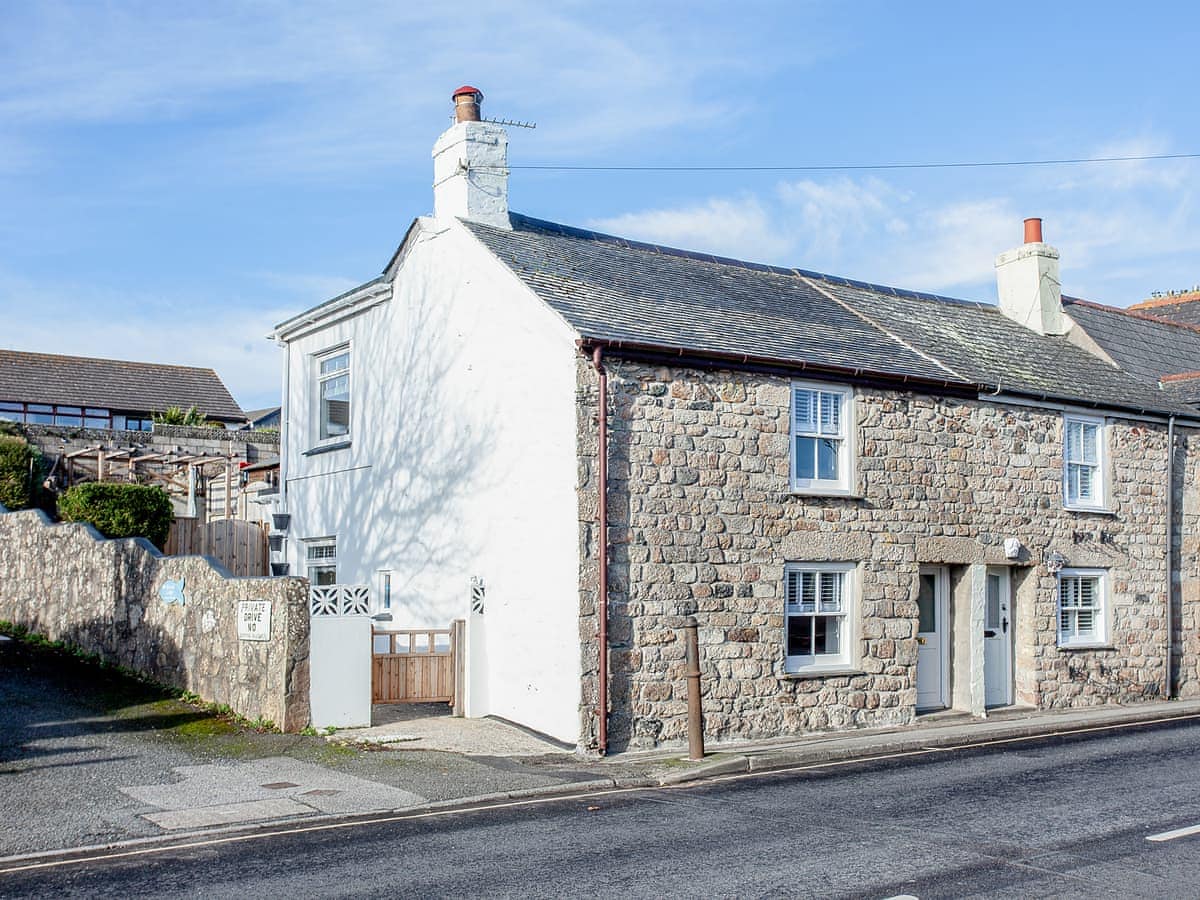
left=1064, top=415, right=1106, bottom=509
left=316, top=348, right=351, bottom=442
left=1058, top=569, right=1107, bottom=647
left=791, top=382, right=852, bottom=493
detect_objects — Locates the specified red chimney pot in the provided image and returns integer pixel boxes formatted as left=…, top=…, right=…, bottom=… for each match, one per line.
left=1024, top=217, right=1043, bottom=244
left=452, top=85, right=483, bottom=123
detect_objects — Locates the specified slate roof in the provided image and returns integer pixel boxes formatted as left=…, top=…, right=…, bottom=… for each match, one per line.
left=463, top=214, right=1195, bottom=417
left=1062, top=298, right=1200, bottom=383
left=1127, top=293, right=1200, bottom=327
left=0, top=350, right=244, bottom=421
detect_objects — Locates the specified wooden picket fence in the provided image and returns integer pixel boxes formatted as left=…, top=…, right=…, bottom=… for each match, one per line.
left=165, top=517, right=269, bottom=577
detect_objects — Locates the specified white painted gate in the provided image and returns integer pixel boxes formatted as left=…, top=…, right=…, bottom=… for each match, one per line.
left=309, top=584, right=372, bottom=729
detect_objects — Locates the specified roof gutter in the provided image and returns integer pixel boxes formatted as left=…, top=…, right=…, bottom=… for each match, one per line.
left=575, top=338, right=1200, bottom=424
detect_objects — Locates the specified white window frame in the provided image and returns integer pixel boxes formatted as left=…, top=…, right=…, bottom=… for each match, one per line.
left=1057, top=568, right=1109, bottom=648
left=314, top=345, right=351, bottom=446
left=1062, top=414, right=1107, bottom=511
left=784, top=562, right=857, bottom=674
left=305, top=537, right=338, bottom=586
left=790, top=380, right=855, bottom=495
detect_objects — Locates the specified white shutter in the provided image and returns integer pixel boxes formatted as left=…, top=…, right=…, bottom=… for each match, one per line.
left=819, top=572, right=842, bottom=612
left=1080, top=423, right=1098, bottom=464
left=819, top=391, right=841, bottom=435
left=794, top=388, right=816, bottom=433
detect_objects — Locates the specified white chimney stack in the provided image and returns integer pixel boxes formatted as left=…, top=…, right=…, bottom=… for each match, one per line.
left=432, top=85, right=511, bottom=229
left=994, top=217, right=1066, bottom=335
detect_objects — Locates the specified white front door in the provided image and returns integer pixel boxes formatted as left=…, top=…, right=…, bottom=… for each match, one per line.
left=983, top=567, right=1013, bottom=707
left=916, top=566, right=948, bottom=710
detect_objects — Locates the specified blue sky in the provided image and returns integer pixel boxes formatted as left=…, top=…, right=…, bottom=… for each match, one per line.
left=3, top=2, right=1198, bottom=410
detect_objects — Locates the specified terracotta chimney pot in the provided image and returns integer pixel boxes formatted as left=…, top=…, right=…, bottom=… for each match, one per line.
left=452, top=85, right=483, bottom=123
left=1024, top=217, right=1043, bottom=244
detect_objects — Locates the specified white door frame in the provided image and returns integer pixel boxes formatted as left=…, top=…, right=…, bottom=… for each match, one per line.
left=984, top=566, right=1014, bottom=708
left=917, top=565, right=950, bottom=711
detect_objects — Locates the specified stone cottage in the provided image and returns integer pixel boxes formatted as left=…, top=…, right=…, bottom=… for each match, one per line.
left=273, top=86, right=1200, bottom=753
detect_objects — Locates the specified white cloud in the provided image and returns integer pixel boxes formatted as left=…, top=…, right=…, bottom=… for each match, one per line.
left=578, top=141, right=1200, bottom=305
left=589, top=196, right=794, bottom=261
left=0, top=2, right=789, bottom=179
left=0, top=269, right=295, bottom=410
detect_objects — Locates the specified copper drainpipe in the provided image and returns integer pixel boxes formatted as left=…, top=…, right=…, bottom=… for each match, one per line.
left=592, top=345, right=609, bottom=754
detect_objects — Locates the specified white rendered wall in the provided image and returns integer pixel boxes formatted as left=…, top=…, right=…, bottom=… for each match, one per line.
left=281, top=219, right=583, bottom=743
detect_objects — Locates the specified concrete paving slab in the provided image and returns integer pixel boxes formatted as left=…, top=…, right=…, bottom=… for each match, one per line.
left=143, top=799, right=317, bottom=831
left=121, top=757, right=427, bottom=821
left=347, top=705, right=571, bottom=756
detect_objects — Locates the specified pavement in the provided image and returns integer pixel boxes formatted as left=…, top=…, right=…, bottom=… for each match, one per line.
left=6, top=629, right=1200, bottom=865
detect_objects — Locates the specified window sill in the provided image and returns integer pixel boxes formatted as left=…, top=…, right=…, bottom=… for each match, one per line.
left=1057, top=642, right=1114, bottom=651
left=304, top=440, right=351, bottom=457
left=781, top=665, right=863, bottom=680
left=1064, top=504, right=1115, bottom=516
left=789, top=487, right=863, bottom=499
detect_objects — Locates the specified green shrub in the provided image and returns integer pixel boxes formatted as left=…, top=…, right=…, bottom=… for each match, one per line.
left=153, top=405, right=223, bottom=428
left=58, top=482, right=174, bottom=549
left=0, top=434, right=44, bottom=510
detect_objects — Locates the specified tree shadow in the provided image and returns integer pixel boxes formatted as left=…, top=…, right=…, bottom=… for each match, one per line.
left=0, top=631, right=214, bottom=772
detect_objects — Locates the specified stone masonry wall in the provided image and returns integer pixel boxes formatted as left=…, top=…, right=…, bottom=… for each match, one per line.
left=0, top=505, right=309, bottom=730
left=577, top=358, right=1184, bottom=752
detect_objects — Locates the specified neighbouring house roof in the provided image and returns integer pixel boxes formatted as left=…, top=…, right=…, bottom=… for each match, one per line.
left=244, top=406, right=281, bottom=427
left=1127, top=291, right=1200, bottom=327
left=463, top=214, right=1195, bottom=418
left=0, top=349, right=244, bottom=421
left=1061, top=297, right=1200, bottom=385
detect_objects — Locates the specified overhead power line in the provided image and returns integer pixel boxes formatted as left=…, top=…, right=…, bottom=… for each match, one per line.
left=495, top=152, right=1200, bottom=174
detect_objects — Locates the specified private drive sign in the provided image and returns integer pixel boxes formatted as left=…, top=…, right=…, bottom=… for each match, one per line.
left=237, top=600, right=272, bottom=641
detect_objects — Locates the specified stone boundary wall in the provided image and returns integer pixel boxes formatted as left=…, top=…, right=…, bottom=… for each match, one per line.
left=0, top=503, right=309, bottom=730
left=21, top=423, right=279, bottom=464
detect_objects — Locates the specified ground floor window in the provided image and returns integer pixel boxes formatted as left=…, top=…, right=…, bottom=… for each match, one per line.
left=785, top=562, right=855, bottom=672
left=305, top=538, right=337, bottom=586
left=1057, top=568, right=1107, bottom=647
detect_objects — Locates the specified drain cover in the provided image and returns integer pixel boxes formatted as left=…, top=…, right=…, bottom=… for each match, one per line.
left=260, top=782, right=300, bottom=789
left=300, top=789, right=342, bottom=797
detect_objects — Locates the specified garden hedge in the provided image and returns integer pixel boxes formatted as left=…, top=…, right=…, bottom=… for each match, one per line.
left=0, top=434, right=42, bottom=510
left=58, top=482, right=175, bottom=549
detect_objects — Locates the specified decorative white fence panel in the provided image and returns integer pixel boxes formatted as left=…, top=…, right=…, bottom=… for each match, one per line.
left=310, top=584, right=370, bottom=617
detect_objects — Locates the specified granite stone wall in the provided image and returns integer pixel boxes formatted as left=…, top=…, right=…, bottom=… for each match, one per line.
left=577, top=358, right=1185, bottom=752
left=0, top=504, right=309, bottom=731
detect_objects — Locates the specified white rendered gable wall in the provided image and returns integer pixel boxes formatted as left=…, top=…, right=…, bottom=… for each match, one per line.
left=282, top=219, right=582, bottom=743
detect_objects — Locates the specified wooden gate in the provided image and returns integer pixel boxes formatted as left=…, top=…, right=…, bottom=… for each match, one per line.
left=165, top=517, right=269, bottom=577
left=372, top=624, right=463, bottom=706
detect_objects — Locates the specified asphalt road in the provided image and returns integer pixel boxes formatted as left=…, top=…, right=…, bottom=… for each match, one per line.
left=6, top=718, right=1200, bottom=898
left=0, top=635, right=601, bottom=857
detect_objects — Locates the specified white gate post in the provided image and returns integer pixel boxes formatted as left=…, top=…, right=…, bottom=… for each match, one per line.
left=309, top=584, right=372, bottom=728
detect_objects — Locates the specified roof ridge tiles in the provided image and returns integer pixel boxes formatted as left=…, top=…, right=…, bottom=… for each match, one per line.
left=0, top=348, right=221, bottom=374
